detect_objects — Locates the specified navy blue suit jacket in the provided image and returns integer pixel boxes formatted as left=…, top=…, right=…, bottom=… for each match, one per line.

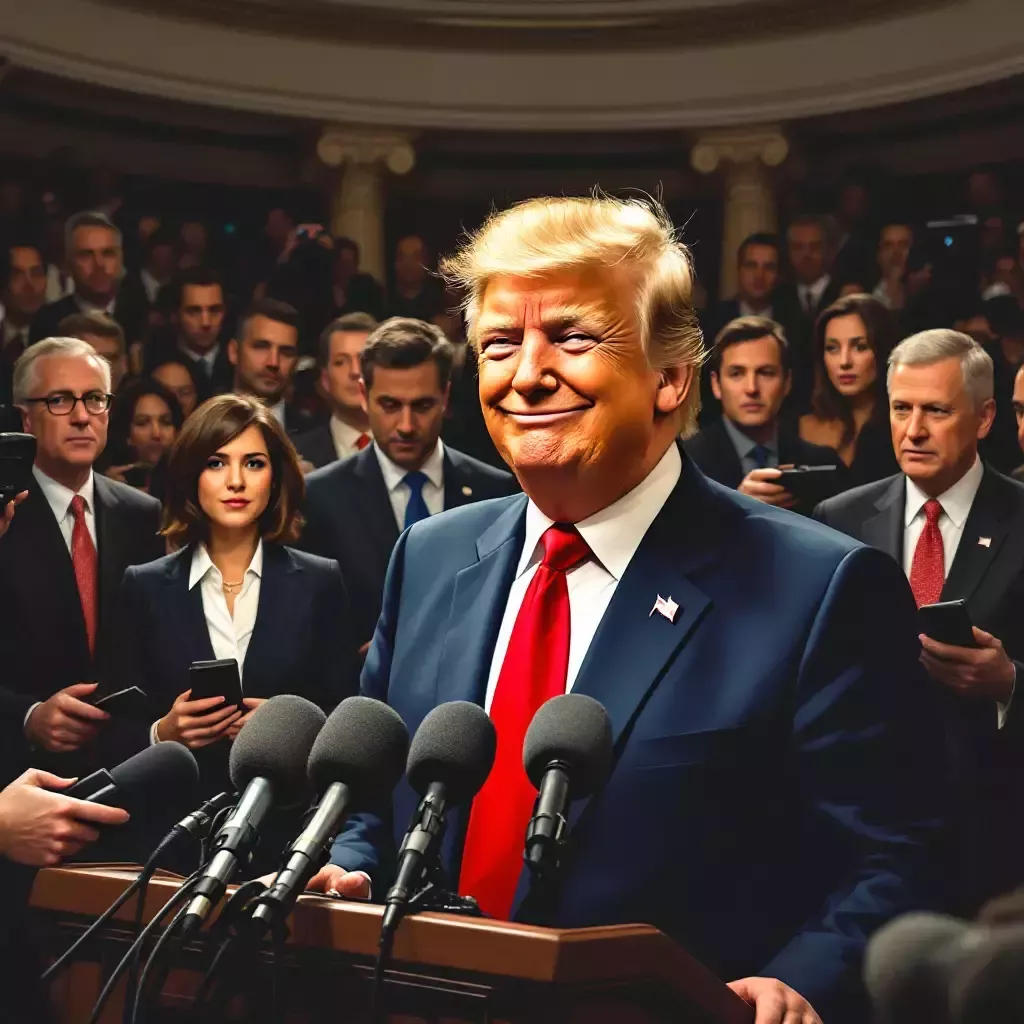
left=329, top=454, right=947, bottom=1021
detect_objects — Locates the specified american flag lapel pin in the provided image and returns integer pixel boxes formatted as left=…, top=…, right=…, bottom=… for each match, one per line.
left=650, top=595, right=679, bottom=623
left=978, top=536, right=992, bottom=548
left=461, top=485, right=473, bottom=497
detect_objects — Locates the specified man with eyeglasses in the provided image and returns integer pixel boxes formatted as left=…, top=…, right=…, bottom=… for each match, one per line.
left=0, top=337, right=163, bottom=786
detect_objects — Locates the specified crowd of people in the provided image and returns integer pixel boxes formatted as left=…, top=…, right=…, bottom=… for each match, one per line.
left=1, top=171, right=1024, bottom=1023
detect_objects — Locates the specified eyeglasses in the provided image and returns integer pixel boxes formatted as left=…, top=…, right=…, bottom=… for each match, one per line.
left=24, top=391, right=113, bottom=416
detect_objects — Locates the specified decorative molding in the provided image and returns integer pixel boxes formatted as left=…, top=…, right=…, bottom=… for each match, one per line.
left=3, top=0, right=1024, bottom=131
left=690, top=126, right=788, bottom=174
left=316, top=129, right=416, bottom=174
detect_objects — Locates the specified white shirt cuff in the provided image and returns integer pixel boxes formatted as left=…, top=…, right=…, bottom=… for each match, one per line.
left=23, top=702, right=42, bottom=732
left=998, top=664, right=1017, bottom=730
left=149, top=720, right=162, bottom=745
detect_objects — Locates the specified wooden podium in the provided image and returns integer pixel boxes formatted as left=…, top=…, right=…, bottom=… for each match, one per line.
left=30, top=865, right=753, bottom=1024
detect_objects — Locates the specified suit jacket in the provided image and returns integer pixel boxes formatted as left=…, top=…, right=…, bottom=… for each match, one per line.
left=0, top=474, right=163, bottom=783
left=814, top=467, right=1024, bottom=909
left=293, top=423, right=338, bottom=470
left=772, top=278, right=843, bottom=414
left=682, top=418, right=846, bottom=512
left=111, top=543, right=360, bottom=792
left=329, top=456, right=947, bottom=1022
left=29, top=290, right=148, bottom=348
left=300, top=444, right=518, bottom=647
left=143, top=340, right=235, bottom=398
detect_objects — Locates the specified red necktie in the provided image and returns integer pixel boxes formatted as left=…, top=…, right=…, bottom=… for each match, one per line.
left=70, top=495, right=98, bottom=655
left=910, top=498, right=944, bottom=608
left=355, top=433, right=371, bottom=451
left=459, top=524, right=591, bottom=919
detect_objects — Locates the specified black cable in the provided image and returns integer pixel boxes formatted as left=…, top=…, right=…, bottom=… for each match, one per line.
left=131, top=902, right=189, bottom=1024
left=369, top=926, right=395, bottom=1023
left=83, top=871, right=201, bottom=1024
left=191, top=933, right=239, bottom=1018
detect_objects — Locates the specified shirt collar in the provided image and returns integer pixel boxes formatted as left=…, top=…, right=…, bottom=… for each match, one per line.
left=32, top=465, right=95, bottom=521
left=721, top=416, right=778, bottom=460
left=904, top=455, right=984, bottom=529
left=268, top=399, right=287, bottom=428
left=374, top=439, right=445, bottom=493
left=517, top=443, right=682, bottom=581
left=737, top=299, right=772, bottom=319
left=189, top=539, right=264, bottom=590
left=801, top=274, right=831, bottom=300
left=2, top=320, right=28, bottom=346
left=75, top=293, right=116, bottom=316
left=330, top=416, right=368, bottom=454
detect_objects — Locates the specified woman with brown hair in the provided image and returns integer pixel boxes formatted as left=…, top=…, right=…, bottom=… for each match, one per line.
left=111, top=393, right=357, bottom=796
left=798, top=293, right=901, bottom=488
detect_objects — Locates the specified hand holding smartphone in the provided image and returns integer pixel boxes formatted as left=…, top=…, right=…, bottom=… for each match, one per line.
left=187, top=659, right=243, bottom=708
left=918, top=599, right=978, bottom=648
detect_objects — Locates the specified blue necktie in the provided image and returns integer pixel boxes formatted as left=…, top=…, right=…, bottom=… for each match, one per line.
left=750, top=445, right=771, bottom=469
left=403, top=471, right=430, bottom=529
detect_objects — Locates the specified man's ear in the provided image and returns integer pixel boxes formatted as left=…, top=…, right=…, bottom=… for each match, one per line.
left=441, top=381, right=452, bottom=415
left=782, top=369, right=792, bottom=400
left=655, top=363, right=695, bottom=416
left=227, top=337, right=239, bottom=367
left=359, top=379, right=370, bottom=415
left=710, top=370, right=722, bottom=402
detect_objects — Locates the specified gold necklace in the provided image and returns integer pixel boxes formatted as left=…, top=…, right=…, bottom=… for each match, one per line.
left=221, top=579, right=244, bottom=595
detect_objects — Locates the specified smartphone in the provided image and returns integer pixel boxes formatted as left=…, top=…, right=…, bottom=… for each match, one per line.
left=94, top=685, right=150, bottom=717
left=0, top=432, right=36, bottom=511
left=918, top=599, right=978, bottom=648
left=777, top=465, right=839, bottom=504
left=188, top=659, right=243, bottom=708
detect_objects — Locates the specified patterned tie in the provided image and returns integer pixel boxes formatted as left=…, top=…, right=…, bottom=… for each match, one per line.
left=910, top=499, right=945, bottom=608
left=403, top=470, right=430, bottom=530
left=70, top=495, right=98, bottom=656
left=750, top=444, right=771, bottom=469
left=355, top=432, right=371, bottom=451
left=459, top=524, right=591, bottom=919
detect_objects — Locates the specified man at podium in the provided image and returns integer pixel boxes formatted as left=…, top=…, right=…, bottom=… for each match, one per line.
left=309, top=195, right=947, bottom=1024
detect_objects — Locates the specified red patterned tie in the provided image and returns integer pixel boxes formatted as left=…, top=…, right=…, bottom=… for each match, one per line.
left=70, top=495, right=98, bottom=655
left=459, top=524, right=591, bottom=919
left=910, top=498, right=944, bottom=608
left=355, top=433, right=371, bottom=451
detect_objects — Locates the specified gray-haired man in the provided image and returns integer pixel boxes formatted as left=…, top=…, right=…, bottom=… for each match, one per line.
left=816, top=328, right=1024, bottom=912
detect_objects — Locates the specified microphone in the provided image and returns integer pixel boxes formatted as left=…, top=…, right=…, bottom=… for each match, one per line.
left=380, top=701, right=496, bottom=940
left=864, top=912, right=990, bottom=1024
left=522, top=693, right=612, bottom=880
left=250, top=696, right=409, bottom=933
left=65, top=742, right=201, bottom=819
left=180, top=695, right=326, bottom=936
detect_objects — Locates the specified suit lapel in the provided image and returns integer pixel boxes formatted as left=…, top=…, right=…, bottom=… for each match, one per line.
left=242, top=543, right=292, bottom=682
left=93, top=475, right=123, bottom=620
left=352, top=448, right=401, bottom=559
left=164, top=547, right=216, bottom=667
left=434, top=497, right=527, bottom=707
left=442, top=450, right=473, bottom=510
left=863, top=475, right=905, bottom=564
left=705, top=421, right=745, bottom=489
left=942, top=468, right=1012, bottom=603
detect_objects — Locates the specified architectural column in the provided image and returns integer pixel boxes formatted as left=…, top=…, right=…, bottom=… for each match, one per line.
left=690, top=127, right=788, bottom=299
left=316, top=128, right=417, bottom=283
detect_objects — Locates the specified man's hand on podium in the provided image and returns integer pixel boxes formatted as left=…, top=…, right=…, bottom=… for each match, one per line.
left=727, top=978, right=822, bottom=1024
left=306, top=864, right=372, bottom=899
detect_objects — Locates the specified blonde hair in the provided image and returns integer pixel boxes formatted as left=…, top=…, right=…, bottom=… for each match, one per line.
left=439, top=194, right=705, bottom=437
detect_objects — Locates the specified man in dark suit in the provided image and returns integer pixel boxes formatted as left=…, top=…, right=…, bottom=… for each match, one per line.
left=684, top=315, right=845, bottom=513
left=1013, top=360, right=1024, bottom=482
left=144, top=266, right=234, bottom=396
left=29, top=211, right=146, bottom=349
left=230, top=298, right=316, bottom=436
left=301, top=317, right=516, bottom=651
left=774, top=215, right=842, bottom=412
left=1, top=242, right=48, bottom=406
left=0, top=338, right=163, bottom=786
left=294, top=312, right=377, bottom=469
left=308, top=197, right=947, bottom=1024
left=816, top=328, right=1024, bottom=912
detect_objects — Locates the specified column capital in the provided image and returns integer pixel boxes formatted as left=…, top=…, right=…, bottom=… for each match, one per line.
left=690, top=126, right=788, bottom=175
left=316, top=127, right=417, bottom=175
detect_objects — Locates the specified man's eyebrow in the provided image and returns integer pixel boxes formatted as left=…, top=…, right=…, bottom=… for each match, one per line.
left=477, top=306, right=613, bottom=334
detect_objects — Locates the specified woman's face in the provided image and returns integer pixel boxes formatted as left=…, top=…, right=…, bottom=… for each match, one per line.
left=152, top=363, right=198, bottom=418
left=129, top=394, right=177, bottom=466
left=197, top=424, right=272, bottom=535
left=823, top=314, right=877, bottom=398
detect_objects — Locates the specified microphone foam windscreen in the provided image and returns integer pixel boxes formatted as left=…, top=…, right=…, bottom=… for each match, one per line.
left=229, top=694, right=327, bottom=808
left=109, top=741, right=200, bottom=817
left=406, top=701, right=496, bottom=805
left=307, top=696, right=409, bottom=809
left=523, top=693, right=612, bottom=798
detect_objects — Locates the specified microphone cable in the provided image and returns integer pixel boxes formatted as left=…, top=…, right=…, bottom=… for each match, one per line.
left=40, top=792, right=236, bottom=986
left=83, top=868, right=202, bottom=1024
left=131, top=901, right=192, bottom=1024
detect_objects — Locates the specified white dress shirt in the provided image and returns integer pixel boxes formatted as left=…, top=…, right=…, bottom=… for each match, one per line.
left=140, top=268, right=163, bottom=305
left=178, top=341, right=222, bottom=377
left=269, top=399, right=287, bottom=429
left=33, top=465, right=97, bottom=551
left=24, top=467, right=99, bottom=730
left=75, top=294, right=116, bottom=317
left=329, top=416, right=371, bottom=461
left=799, top=275, right=832, bottom=315
left=374, top=440, right=445, bottom=531
left=151, top=541, right=263, bottom=744
left=902, top=456, right=984, bottom=580
left=2, top=319, right=29, bottom=353
left=483, top=444, right=681, bottom=712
